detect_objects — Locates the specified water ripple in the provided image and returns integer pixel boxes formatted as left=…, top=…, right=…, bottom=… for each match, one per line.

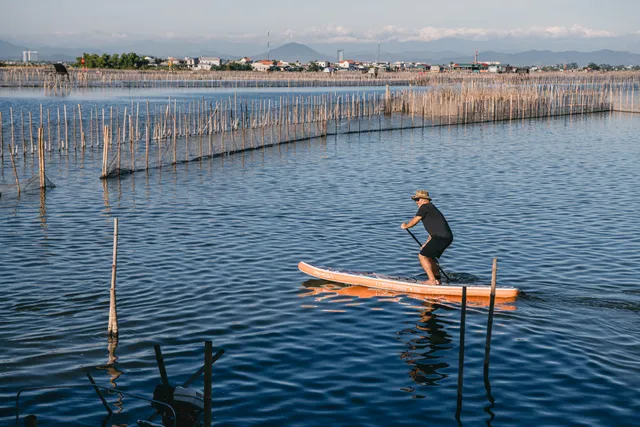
left=1, top=105, right=639, bottom=425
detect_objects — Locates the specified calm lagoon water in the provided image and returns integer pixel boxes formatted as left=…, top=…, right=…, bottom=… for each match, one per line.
left=1, top=89, right=639, bottom=426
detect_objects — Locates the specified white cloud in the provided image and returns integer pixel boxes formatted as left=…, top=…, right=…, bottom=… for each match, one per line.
left=276, top=24, right=619, bottom=43
left=280, top=24, right=362, bottom=44
left=109, top=33, right=129, bottom=39
left=31, top=24, right=624, bottom=48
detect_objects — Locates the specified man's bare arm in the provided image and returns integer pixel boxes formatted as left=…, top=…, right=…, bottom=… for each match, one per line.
left=401, top=216, right=422, bottom=229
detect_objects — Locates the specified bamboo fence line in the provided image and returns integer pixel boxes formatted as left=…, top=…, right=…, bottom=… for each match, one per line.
left=4, top=68, right=640, bottom=90
left=1, top=68, right=414, bottom=89
left=95, top=81, right=615, bottom=177
left=1, top=80, right=637, bottom=185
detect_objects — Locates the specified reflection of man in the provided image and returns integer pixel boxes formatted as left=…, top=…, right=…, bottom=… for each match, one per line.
left=401, top=190, right=453, bottom=285
left=400, top=303, right=452, bottom=387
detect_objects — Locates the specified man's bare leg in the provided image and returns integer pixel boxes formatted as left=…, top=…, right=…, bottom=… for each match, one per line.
left=433, top=259, right=441, bottom=282
left=419, top=254, right=441, bottom=285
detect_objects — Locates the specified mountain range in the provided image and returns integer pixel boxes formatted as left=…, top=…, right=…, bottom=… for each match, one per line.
left=4, top=39, right=640, bottom=66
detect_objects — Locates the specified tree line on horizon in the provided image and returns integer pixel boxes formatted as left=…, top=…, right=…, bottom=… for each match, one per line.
left=74, top=52, right=156, bottom=69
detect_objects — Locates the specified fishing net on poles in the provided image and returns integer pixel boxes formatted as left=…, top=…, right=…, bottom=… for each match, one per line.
left=0, top=173, right=55, bottom=198
left=101, top=120, right=331, bottom=178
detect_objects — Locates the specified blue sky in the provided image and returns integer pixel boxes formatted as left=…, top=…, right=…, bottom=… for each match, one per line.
left=3, top=0, right=639, bottom=45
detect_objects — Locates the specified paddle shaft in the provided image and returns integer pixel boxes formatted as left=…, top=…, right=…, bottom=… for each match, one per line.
left=406, top=228, right=451, bottom=283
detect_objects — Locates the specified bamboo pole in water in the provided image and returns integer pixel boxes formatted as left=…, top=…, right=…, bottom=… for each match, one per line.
left=90, top=110, right=93, bottom=149
left=455, top=286, right=467, bottom=421
left=57, top=108, right=61, bottom=151
left=47, top=109, right=51, bottom=151
left=154, top=344, right=170, bottom=386
left=108, top=218, right=119, bottom=339
left=0, top=111, right=3, bottom=160
left=484, top=258, right=498, bottom=370
left=116, top=122, right=121, bottom=174
left=78, top=104, right=85, bottom=149
left=72, top=109, right=76, bottom=150
left=204, top=340, right=213, bottom=427
left=96, top=106, right=100, bottom=147
left=9, top=124, right=20, bottom=194
left=10, top=108, right=15, bottom=156
left=145, top=116, right=149, bottom=171
left=185, top=111, right=189, bottom=161
left=101, top=126, right=109, bottom=178
left=21, top=111, right=26, bottom=154
left=130, top=119, right=135, bottom=172
left=38, top=127, right=45, bottom=188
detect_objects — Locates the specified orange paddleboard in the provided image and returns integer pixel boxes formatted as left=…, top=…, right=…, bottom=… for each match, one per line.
left=298, top=261, right=519, bottom=298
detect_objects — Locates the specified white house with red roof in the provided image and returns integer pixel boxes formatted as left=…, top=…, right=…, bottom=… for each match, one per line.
left=338, top=60, right=356, bottom=69
left=252, top=59, right=276, bottom=71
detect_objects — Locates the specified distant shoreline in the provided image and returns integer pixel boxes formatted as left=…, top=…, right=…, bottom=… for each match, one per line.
left=2, top=68, right=639, bottom=91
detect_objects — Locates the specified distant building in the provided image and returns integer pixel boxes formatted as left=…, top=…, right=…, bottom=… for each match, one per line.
left=488, top=64, right=513, bottom=73
left=23, top=51, right=38, bottom=62
left=252, top=59, right=275, bottom=72
left=198, top=57, right=224, bottom=70
left=237, top=57, right=253, bottom=64
left=185, top=57, right=199, bottom=69
left=452, top=63, right=489, bottom=72
left=338, top=60, right=355, bottom=69
left=337, top=49, right=344, bottom=62
left=167, top=57, right=185, bottom=66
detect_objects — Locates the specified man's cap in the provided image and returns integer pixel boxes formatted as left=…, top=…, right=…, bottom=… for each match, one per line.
left=411, top=190, right=432, bottom=201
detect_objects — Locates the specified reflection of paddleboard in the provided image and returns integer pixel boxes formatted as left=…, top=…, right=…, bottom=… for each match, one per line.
left=298, top=261, right=519, bottom=298
left=300, top=279, right=517, bottom=309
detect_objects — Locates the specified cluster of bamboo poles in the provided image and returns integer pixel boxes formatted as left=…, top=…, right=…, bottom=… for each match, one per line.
left=94, top=82, right=620, bottom=176
left=394, top=81, right=615, bottom=124
left=2, top=81, right=638, bottom=182
left=2, top=122, right=48, bottom=195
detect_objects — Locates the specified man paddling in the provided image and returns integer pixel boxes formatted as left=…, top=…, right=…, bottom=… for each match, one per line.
left=401, top=190, right=453, bottom=285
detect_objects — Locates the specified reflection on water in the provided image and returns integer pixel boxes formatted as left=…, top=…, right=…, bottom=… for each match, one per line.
left=300, top=279, right=517, bottom=310
left=39, top=188, right=47, bottom=229
left=300, top=278, right=514, bottom=401
left=399, top=304, right=452, bottom=390
left=96, top=338, right=124, bottom=414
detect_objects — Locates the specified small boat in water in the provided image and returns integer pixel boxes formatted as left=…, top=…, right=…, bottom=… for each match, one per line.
left=298, top=261, right=519, bottom=298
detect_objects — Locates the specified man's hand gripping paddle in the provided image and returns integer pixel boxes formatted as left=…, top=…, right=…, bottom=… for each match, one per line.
left=405, top=229, right=451, bottom=283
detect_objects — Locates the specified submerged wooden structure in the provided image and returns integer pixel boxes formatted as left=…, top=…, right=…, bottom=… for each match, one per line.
left=16, top=342, right=224, bottom=427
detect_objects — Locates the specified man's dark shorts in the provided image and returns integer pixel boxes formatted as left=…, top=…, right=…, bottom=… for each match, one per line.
left=420, top=237, right=453, bottom=259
